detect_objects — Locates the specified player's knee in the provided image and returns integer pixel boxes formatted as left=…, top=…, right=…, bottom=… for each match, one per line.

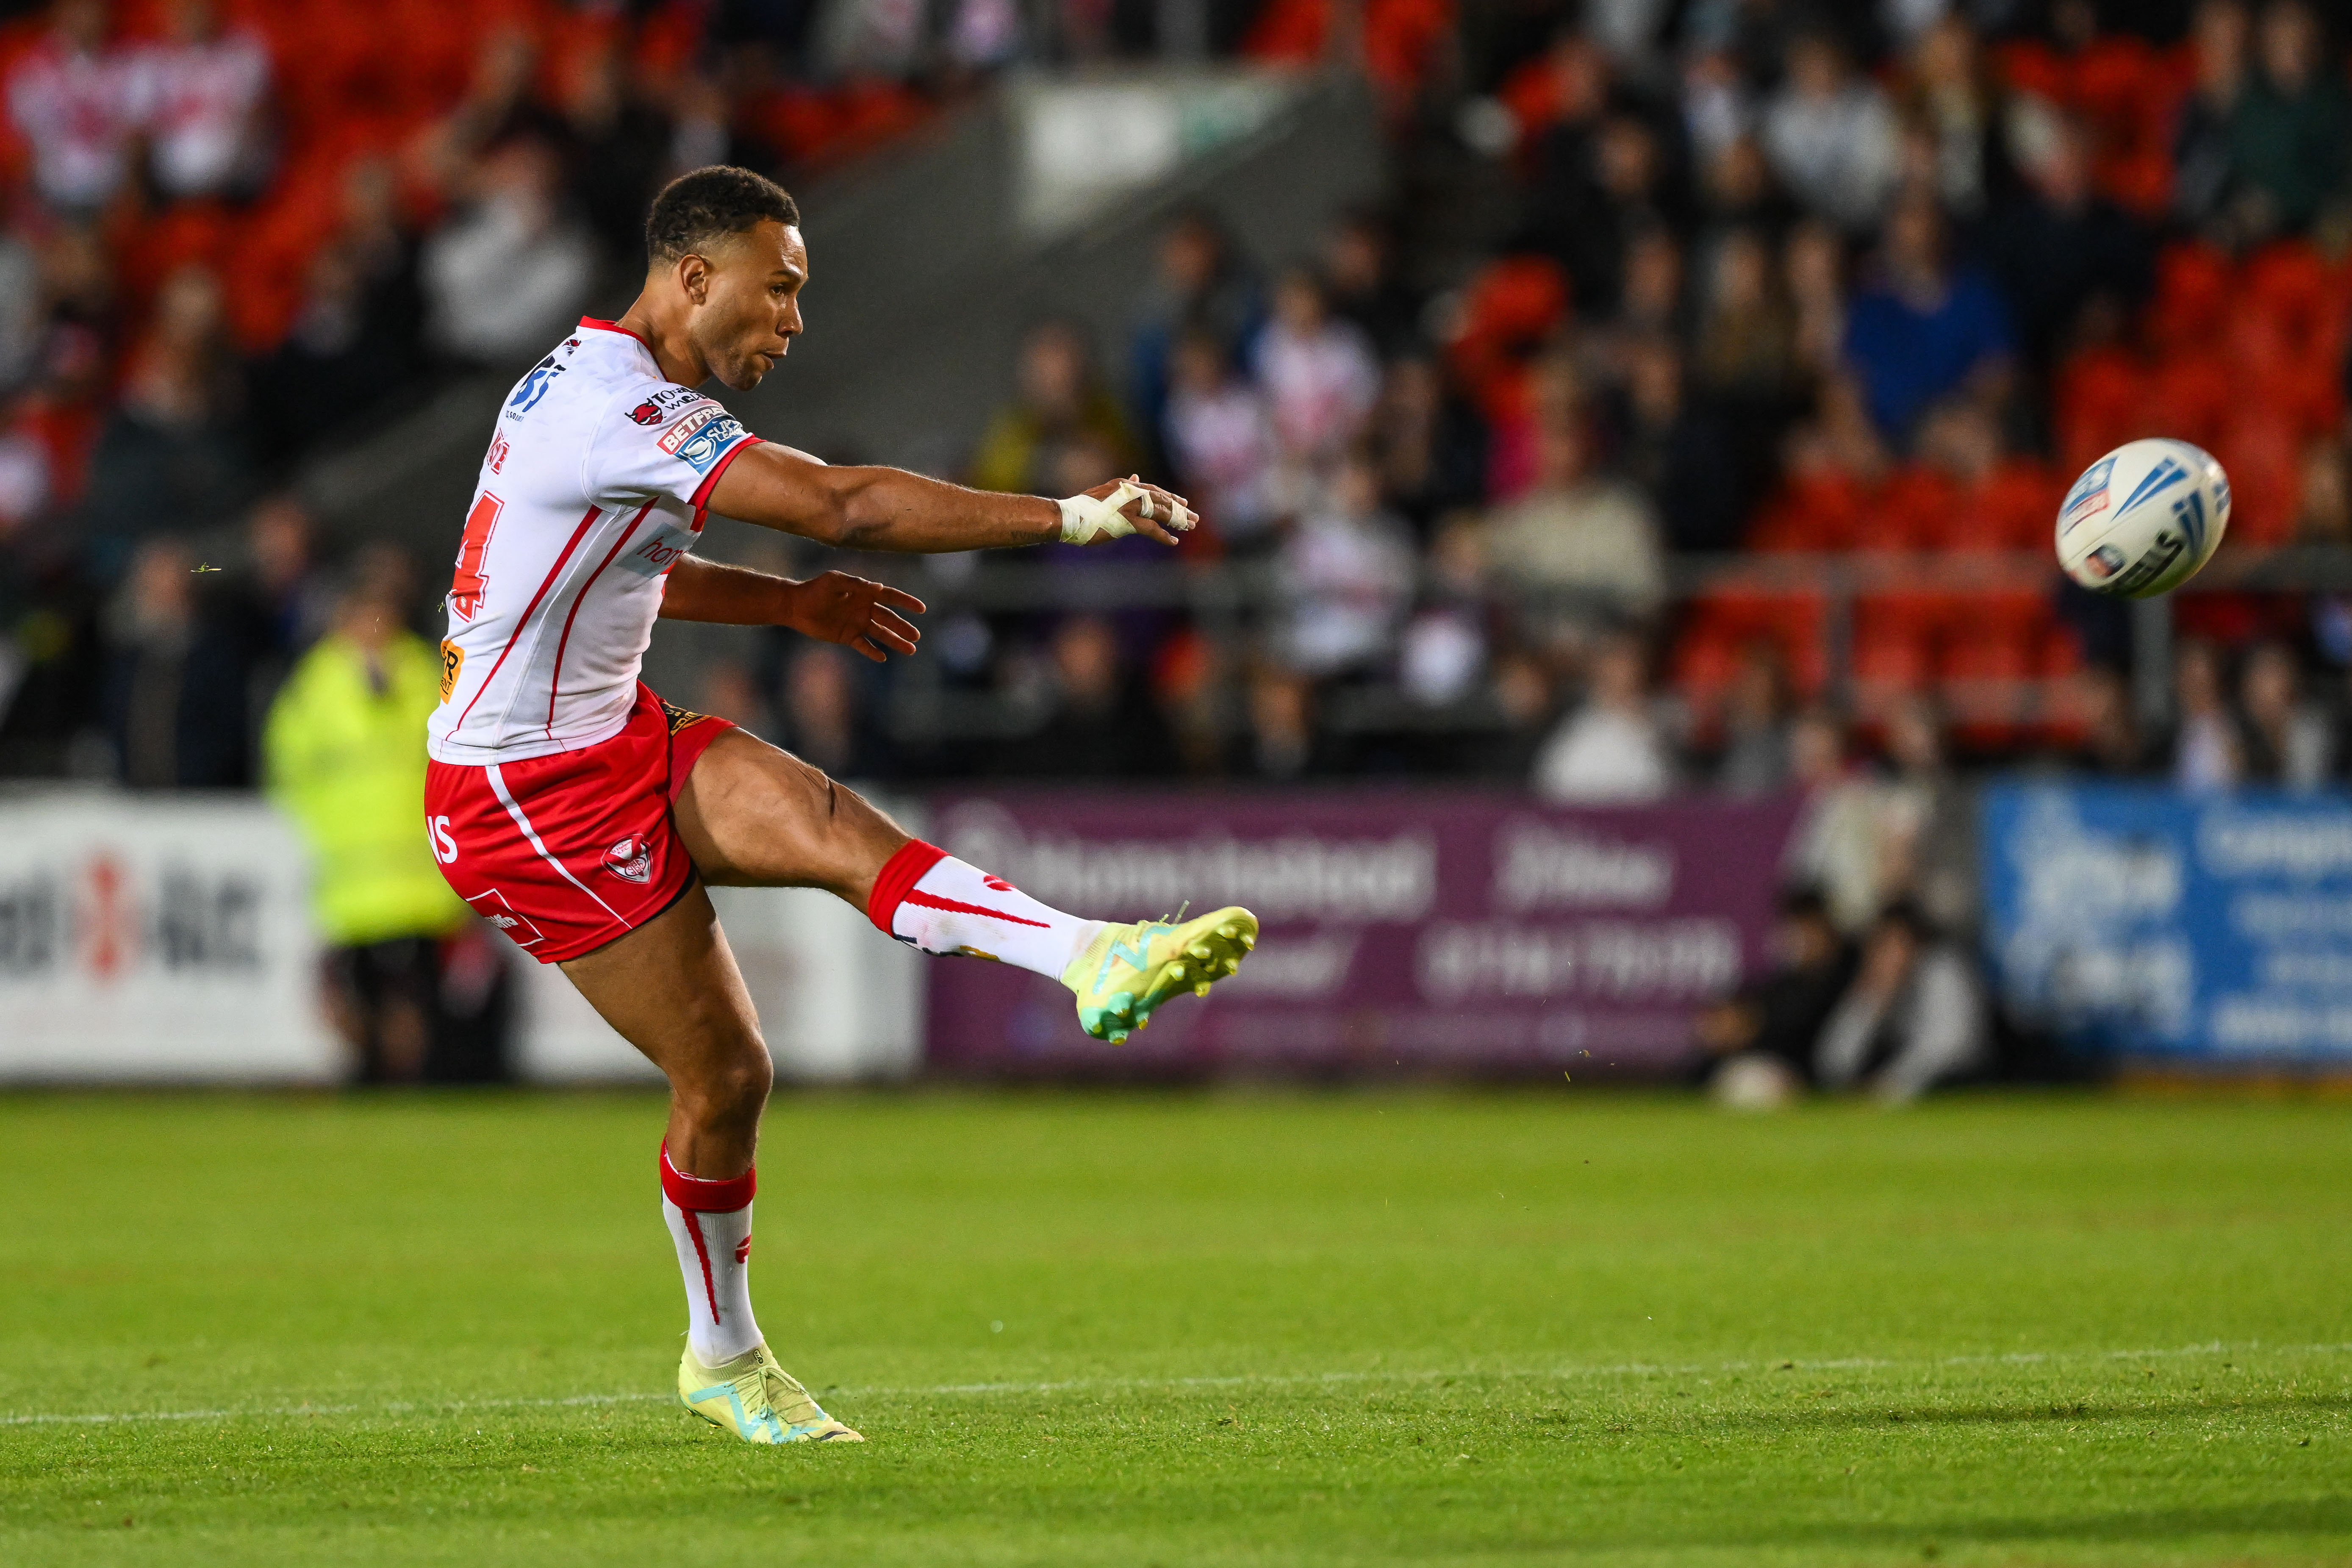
left=709, top=1041, right=774, bottom=1121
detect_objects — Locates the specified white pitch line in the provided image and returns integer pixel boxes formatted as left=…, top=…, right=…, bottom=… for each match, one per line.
left=6, top=1339, right=2348, bottom=1431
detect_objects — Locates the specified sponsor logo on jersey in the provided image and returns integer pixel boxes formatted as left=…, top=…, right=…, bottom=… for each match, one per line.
left=617, top=520, right=699, bottom=579
left=485, top=432, right=509, bottom=473
left=663, top=411, right=749, bottom=473
left=656, top=403, right=724, bottom=453
left=2058, top=456, right=2113, bottom=533
left=628, top=400, right=663, bottom=425
left=507, top=355, right=564, bottom=415
left=604, top=836, right=654, bottom=884
left=438, top=639, right=464, bottom=704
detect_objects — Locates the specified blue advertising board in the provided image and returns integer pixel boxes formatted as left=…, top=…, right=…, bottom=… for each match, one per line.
left=1981, top=782, right=2352, bottom=1062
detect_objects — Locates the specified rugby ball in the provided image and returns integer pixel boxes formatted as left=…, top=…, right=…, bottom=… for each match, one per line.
left=2055, top=438, right=2230, bottom=597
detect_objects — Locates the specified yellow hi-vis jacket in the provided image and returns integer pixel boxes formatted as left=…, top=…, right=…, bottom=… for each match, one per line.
left=263, top=630, right=468, bottom=947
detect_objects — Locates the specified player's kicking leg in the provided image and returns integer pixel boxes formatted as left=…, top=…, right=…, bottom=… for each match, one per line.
left=560, top=728, right=1254, bottom=1446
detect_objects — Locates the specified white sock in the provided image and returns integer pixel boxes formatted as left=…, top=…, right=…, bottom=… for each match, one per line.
left=660, top=1147, right=763, bottom=1365
left=868, top=842, right=1104, bottom=980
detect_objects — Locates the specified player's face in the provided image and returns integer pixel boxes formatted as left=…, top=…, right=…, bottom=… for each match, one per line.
left=693, top=220, right=808, bottom=391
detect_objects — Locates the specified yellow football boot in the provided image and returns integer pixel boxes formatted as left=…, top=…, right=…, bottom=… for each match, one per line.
left=1062, top=906, right=1258, bottom=1043
left=679, top=1342, right=863, bottom=1444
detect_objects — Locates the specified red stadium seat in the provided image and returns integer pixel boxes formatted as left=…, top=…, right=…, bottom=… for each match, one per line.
left=2053, top=346, right=2144, bottom=475
left=2146, top=241, right=2234, bottom=352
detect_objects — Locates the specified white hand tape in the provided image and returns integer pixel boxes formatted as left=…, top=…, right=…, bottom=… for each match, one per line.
left=1057, top=480, right=1195, bottom=544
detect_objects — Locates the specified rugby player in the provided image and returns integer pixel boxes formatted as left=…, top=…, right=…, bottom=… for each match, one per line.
left=423, top=166, right=1257, bottom=1445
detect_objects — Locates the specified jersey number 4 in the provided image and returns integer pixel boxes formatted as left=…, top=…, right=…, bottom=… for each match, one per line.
left=448, top=493, right=502, bottom=621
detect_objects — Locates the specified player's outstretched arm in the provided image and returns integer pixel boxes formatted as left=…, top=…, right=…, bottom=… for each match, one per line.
left=659, top=555, right=926, bottom=662
left=704, top=441, right=1193, bottom=553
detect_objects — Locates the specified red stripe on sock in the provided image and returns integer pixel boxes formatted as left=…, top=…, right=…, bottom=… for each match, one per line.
left=899, top=888, right=1050, bottom=929
left=660, top=1143, right=755, bottom=1212
left=866, top=839, right=949, bottom=932
left=681, top=1209, right=722, bottom=1324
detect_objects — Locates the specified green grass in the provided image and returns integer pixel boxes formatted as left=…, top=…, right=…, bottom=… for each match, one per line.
left=2, top=1090, right=2349, bottom=1565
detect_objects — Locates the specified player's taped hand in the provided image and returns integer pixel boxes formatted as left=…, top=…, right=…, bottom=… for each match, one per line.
left=1058, top=477, right=1197, bottom=545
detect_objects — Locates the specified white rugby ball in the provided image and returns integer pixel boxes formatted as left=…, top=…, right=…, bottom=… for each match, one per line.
left=2055, top=438, right=2230, bottom=597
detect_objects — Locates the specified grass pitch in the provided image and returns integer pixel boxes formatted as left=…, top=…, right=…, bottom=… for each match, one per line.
left=2, top=1090, right=2349, bottom=1566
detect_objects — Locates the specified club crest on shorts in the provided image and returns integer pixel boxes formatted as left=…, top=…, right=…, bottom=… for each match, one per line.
left=605, top=836, right=654, bottom=884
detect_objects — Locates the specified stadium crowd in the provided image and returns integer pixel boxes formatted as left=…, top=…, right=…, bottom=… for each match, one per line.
left=2, top=0, right=2352, bottom=1092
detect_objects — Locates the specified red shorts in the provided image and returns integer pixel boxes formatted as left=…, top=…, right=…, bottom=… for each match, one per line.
left=425, top=683, right=735, bottom=963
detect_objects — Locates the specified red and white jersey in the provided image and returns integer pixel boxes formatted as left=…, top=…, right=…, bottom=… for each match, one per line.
left=426, top=317, right=761, bottom=765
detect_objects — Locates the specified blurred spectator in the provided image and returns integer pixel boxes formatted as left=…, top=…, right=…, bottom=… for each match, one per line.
left=1715, top=640, right=1794, bottom=794
left=1527, top=108, right=1683, bottom=313
left=1397, top=514, right=1489, bottom=707
left=264, top=568, right=506, bottom=1085
left=2172, top=637, right=2243, bottom=791
left=1322, top=209, right=1420, bottom=359
left=2237, top=639, right=2332, bottom=787
left=1275, top=450, right=1416, bottom=679
left=80, top=263, right=249, bottom=547
left=1695, top=885, right=1856, bottom=1089
left=1483, top=414, right=1665, bottom=640
left=1694, top=226, right=1795, bottom=408
left=1254, top=266, right=1380, bottom=473
left=233, top=493, right=335, bottom=706
left=98, top=534, right=252, bottom=787
left=1129, top=210, right=1262, bottom=473
left=559, top=42, right=674, bottom=271
left=1531, top=631, right=1674, bottom=801
left=2069, top=665, right=2161, bottom=776
left=1369, top=355, right=1484, bottom=530
left=2221, top=0, right=2350, bottom=241
left=1784, top=706, right=1883, bottom=932
left=1985, top=113, right=2152, bottom=370
left=8, top=0, right=142, bottom=215
left=1614, top=333, right=1742, bottom=551
left=1243, top=661, right=1324, bottom=779
left=1002, top=613, right=1172, bottom=777
left=1875, top=693, right=1976, bottom=936
left=1164, top=328, right=1277, bottom=552
left=973, top=318, right=1135, bottom=495
left=699, top=656, right=776, bottom=740
left=136, top=0, right=272, bottom=201
left=422, top=136, right=596, bottom=364
left=1760, top=31, right=1900, bottom=233
left=776, top=642, right=894, bottom=779
left=2174, top=0, right=2251, bottom=231
left=1896, top=14, right=1999, bottom=221
left=1842, top=194, right=2014, bottom=444
left=1814, top=901, right=1988, bottom=1101
left=1782, top=218, right=1849, bottom=383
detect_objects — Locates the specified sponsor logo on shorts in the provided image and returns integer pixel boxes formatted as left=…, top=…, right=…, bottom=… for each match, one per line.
left=660, top=699, right=712, bottom=735
left=438, top=640, right=464, bottom=704
left=605, top=836, right=654, bottom=884
left=465, top=889, right=544, bottom=948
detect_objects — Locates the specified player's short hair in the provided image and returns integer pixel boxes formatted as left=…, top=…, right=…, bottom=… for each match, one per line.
left=645, top=166, right=801, bottom=265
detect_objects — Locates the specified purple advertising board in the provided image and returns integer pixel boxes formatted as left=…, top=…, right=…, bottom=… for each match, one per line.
left=924, top=791, right=1803, bottom=1077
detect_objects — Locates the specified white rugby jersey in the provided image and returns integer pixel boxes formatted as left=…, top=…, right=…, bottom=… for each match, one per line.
left=426, top=318, right=761, bottom=765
